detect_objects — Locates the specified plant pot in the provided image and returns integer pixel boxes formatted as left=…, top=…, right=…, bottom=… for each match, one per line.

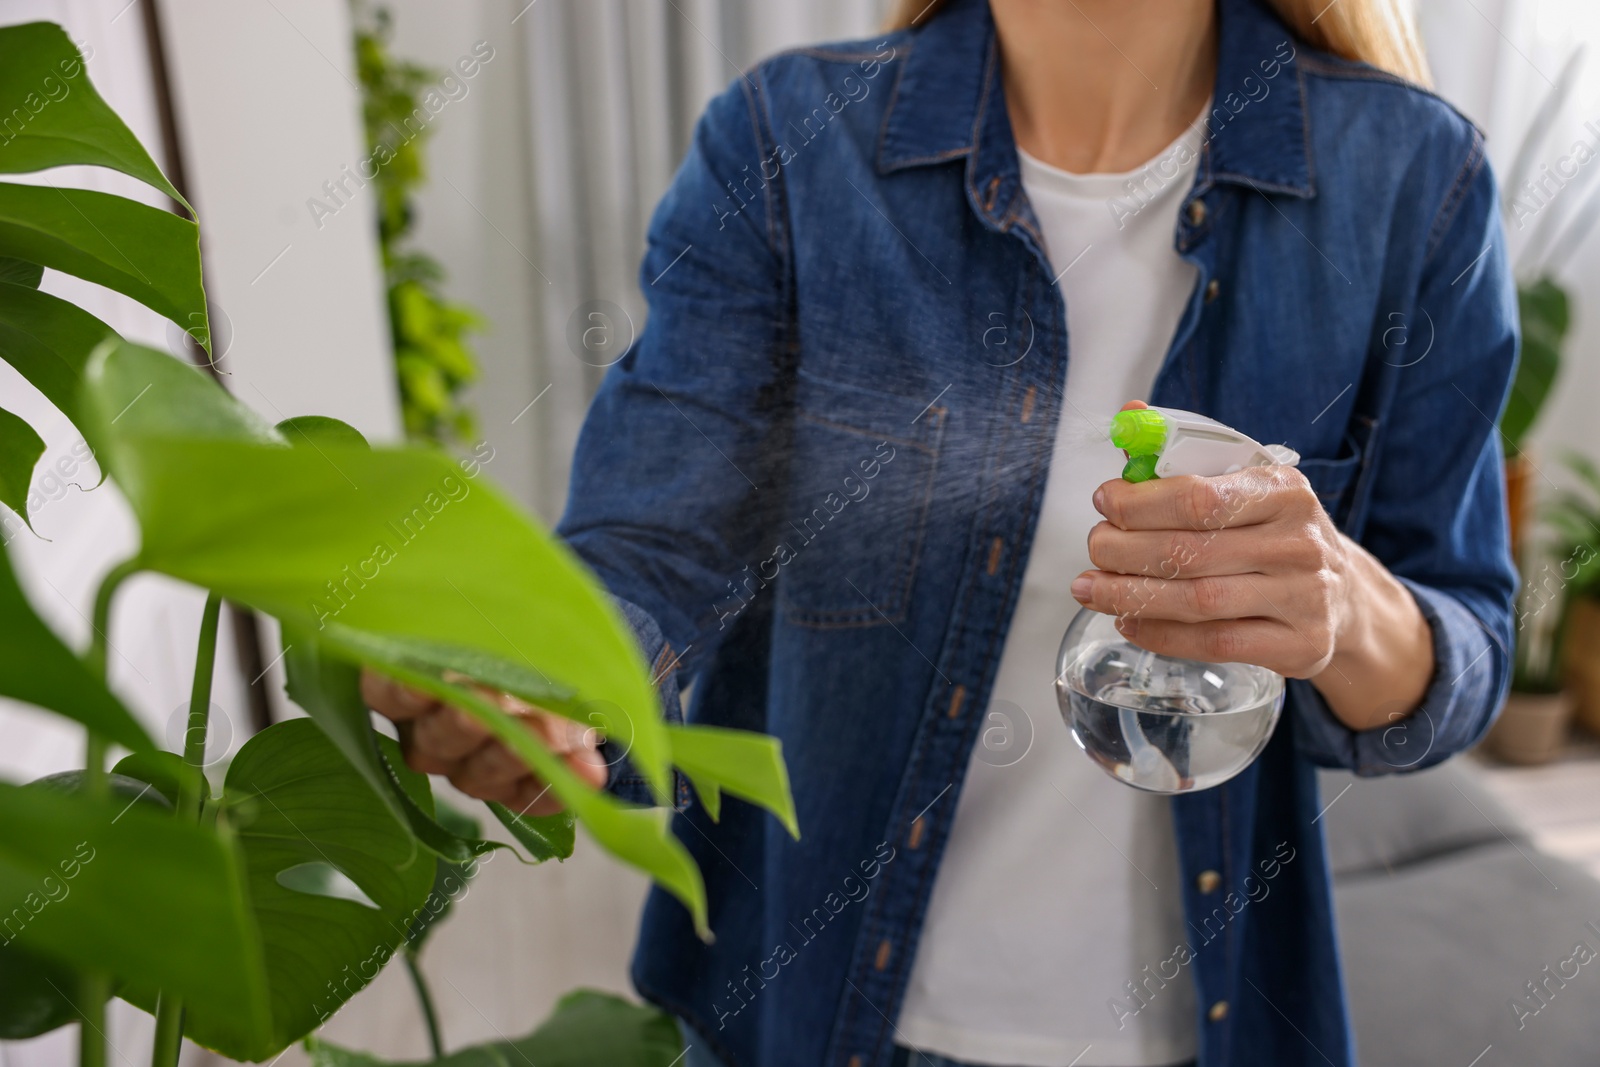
left=1484, top=690, right=1574, bottom=765
left=1564, top=596, right=1600, bottom=737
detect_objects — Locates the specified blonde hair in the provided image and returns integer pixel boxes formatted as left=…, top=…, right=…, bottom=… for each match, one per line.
left=883, top=0, right=1432, bottom=86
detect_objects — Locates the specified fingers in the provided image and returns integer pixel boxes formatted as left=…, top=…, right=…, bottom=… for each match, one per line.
left=451, top=714, right=608, bottom=796
left=452, top=738, right=532, bottom=802
left=1116, top=615, right=1333, bottom=678
left=361, top=669, right=439, bottom=722
left=1094, top=465, right=1315, bottom=532
left=1086, top=521, right=1295, bottom=579
left=1071, top=569, right=1285, bottom=624
left=365, top=667, right=611, bottom=808
left=413, top=703, right=492, bottom=760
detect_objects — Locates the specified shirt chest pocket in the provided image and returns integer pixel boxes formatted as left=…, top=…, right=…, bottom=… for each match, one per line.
left=1295, top=416, right=1378, bottom=530
left=778, top=372, right=946, bottom=629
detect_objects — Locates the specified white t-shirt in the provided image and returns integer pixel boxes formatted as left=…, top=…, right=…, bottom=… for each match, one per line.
left=897, top=119, right=1206, bottom=1067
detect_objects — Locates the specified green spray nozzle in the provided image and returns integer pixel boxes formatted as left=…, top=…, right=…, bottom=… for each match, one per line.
left=1121, top=453, right=1160, bottom=483
left=1109, top=409, right=1167, bottom=457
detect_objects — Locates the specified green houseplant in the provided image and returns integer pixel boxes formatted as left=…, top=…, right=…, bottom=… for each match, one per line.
left=1485, top=50, right=1598, bottom=762
left=353, top=2, right=484, bottom=447
left=0, top=21, right=794, bottom=1065
left=1547, top=452, right=1600, bottom=737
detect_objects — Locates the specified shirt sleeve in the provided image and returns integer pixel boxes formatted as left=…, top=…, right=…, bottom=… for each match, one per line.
left=1292, top=129, right=1520, bottom=776
left=555, top=74, right=793, bottom=802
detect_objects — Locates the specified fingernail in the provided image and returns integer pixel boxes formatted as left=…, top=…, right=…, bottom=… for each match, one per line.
left=1093, top=487, right=1107, bottom=514
left=1071, top=576, right=1093, bottom=603
left=1115, top=615, right=1138, bottom=637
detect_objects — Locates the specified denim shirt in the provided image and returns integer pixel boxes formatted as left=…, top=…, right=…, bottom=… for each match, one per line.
left=557, top=0, right=1519, bottom=1064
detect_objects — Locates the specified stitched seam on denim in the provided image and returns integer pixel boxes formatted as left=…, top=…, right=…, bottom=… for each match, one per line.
left=851, top=265, right=1062, bottom=1049
left=761, top=78, right=794, bottom=271
left=794, top=412, right=938, bottom=455
left=778, top=45, right=900, bottom=63
left=844, top=635, right=970, bottom=1062
left=1298, top=65, right=1316, bottom=194
left=962, top=34, right=1000, bottom=219
left=1423, top=127, right=1486, bottom=267
left=737, top=75, right=779, bottom=256
left=1209, top=173, right=1311, bottom=196
left=832, top=281, right=1040, bottom=1046
left=1219, top=782, right=1234, bottom=1056
left=879, top=407, right=945, bottom=628
left=1001, top=203, right=1046, bottom=250
left=1297, top=55, right=1483, bottom=136
left=826, top=676, right=936, bottom=1062
left=830, top=341, right=1007, bottom=1063
left=847, top=308, right=1040, bottom=1059
left=783, top=411, right=944, bottom=628
left=887, top=146, right=973, bottom=169
left=875, top=36, right=917, bottom=170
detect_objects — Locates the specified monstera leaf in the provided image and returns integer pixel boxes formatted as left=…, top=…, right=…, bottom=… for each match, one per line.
left=79, top=340, right=666, bottom=793
left=666, top=724, right=798, bottom=838
left=0, top=773, right=169, bottom=1039
left=0, top=281, right=119, bottom=419
left=0, top=22, right=189, bottom=208
left=0, top=184, right=205, bottom=350
left=0, top=781, right=273, bottom=1050
left=306, top=989, right=683, bottom=1067
left=489, top=803, right=576, bottom=864
left=0, top=541, right=152, bottom=753
left=74, top=340, right=713, bottom=920
left=67, top=339, right=801, bottom=944
left=0, top=407, right=43, bottom=529
left=116, top=719, right=436, bottom=1060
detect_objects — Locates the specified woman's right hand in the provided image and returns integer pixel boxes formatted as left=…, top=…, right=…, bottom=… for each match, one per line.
left=361, top=669, right=608, bottom=816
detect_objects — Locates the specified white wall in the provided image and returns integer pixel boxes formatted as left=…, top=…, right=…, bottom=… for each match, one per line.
left=155, top=0, right=400, bottom=442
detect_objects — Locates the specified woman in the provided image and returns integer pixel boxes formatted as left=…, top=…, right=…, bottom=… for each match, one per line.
left=365, top=0, right=1517, bottom=1064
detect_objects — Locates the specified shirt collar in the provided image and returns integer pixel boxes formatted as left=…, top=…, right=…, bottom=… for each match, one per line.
left=877, top=0, right=1315, bottom=227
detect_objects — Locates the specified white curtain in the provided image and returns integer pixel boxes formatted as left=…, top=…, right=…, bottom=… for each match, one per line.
left=1418, top=0, right=1600, bottom=465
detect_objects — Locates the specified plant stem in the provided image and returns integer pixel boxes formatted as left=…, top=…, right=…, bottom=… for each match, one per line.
left=178, top=592, right=223, bottom=814
left=80, top=560, right=139, bottom=1067
left=150, top=592, right=223, bottom=1067
left=403, top=948, right=445, bottom=1059
left=148, top=992, right=184, bottom=1067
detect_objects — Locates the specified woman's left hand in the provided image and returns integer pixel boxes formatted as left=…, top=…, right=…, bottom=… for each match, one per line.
left=1070, top=461, right=1436, bottom=730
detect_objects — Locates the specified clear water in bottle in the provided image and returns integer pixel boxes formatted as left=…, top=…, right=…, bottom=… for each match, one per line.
left=1055, top=610, right=1284, bottom=793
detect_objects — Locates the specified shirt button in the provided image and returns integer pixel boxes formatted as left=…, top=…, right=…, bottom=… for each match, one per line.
left=1204, top=278, right=1222, bottom=303
left=1196, top=870, right=1221, bottom=893
left=1186, top=198, right=1207, bottom=226
left=1208, top=1000, right=1230, bottom=1022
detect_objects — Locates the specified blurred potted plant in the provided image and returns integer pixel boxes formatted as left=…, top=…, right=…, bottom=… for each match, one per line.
left=353, top=2, right=485, bottom=448
left=1485, top=273, right=1575, bottom=762
left=1549, top=452, right=1600, bottom=736
left=1483, top=46, right=1598, bottom=761
left=1487, top=540, right=1577, bottom=764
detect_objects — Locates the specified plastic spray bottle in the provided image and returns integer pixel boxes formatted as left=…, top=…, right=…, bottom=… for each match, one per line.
left=1054, top=407, right=1300, bottom=794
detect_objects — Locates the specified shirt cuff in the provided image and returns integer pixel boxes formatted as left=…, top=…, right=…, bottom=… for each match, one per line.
left=1290, top=577, right=1508, bottom=776
left=601, top=595, right=692, bottom=808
